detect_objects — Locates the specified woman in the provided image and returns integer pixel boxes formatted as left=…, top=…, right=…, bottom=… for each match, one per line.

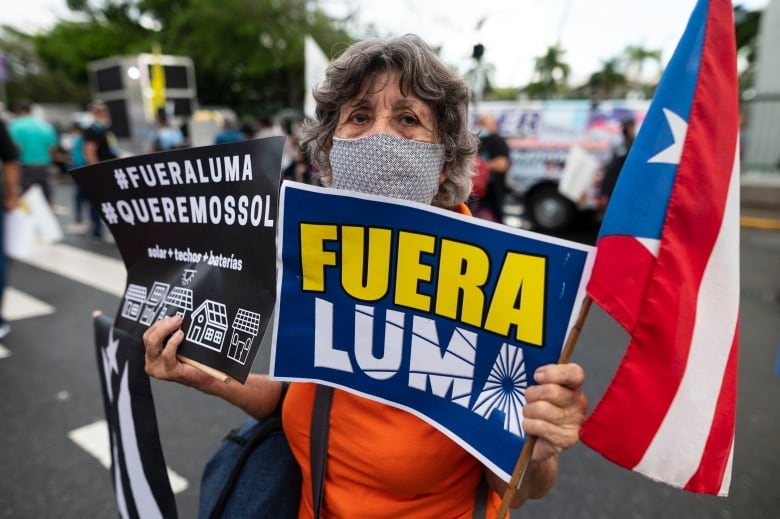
left=144, top=34, right=587, bottom=518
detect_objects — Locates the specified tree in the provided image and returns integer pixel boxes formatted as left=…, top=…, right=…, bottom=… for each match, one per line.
left=32, top=18, right=154, bottom=91
left=733, top=3, right=762, bottom=92
left=588, top=57, right=628, bottom=100
left=623, top=44, right=662, bottom=92
left=531, top=44, right=570, bottom=99
left=0, top=27, right=86, bottom=106
left=24, top=0, right=353, bottom=115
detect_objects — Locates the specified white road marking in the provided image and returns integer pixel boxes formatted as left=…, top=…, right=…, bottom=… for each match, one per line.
left=16, top=242, right=126, bottom=297
left=68, top=420, right=189, bottom=494
left=2, top=287, right=56, bottom=321
left=0, top=345, right=10, bottom=359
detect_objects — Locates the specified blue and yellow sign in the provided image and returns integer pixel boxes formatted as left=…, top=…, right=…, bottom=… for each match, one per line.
left=271, top=182, right=594, bottom=480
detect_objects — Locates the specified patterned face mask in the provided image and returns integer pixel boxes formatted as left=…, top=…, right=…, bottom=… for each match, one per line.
left=330, top=134, right=445, bottom=205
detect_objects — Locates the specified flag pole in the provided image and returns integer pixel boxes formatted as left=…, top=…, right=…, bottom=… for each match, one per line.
left=495, top=295, right=593, bottom=518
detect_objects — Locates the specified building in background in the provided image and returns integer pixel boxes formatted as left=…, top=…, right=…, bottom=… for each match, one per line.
left=743, top=0, right=780, bottom=173
left=88, top=53, right=197, bottom=154
left=741, top=0, right=780, bottom=218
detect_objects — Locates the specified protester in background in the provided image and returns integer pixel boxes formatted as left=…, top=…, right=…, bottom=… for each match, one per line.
left=0, top=118, right=21, bottom=340
left=51, top=122, right=73, bottom=178
left=474, top=112, right=511, bottom=223
left=214, top=116, right=245, bottom=145
left=254, top=114, right=283, bottom=139
left=150, top=108, right=185, bottom=152
left=143, top=35, right=587, bottom=518
left=178, top=116, right=191, bottom=148
left=280, top=119, right=310, bottom=183
left=240, top=122, right=256, bottom=141
left=8, top=100, right=58, bottom=204
left=60, top=122, right=95, bottom=234
left=599, top=118, right=636, bottom=204
left=83, top=101, right=118, bottom=238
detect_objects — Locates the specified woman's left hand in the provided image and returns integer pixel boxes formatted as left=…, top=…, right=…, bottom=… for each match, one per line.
left=522, top=363, right=588, bottom=462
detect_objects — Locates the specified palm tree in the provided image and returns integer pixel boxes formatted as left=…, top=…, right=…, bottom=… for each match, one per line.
left=532, top=44, right=570, bottom=98
left=733, top=4, right=762, bottom=91
left=588, top=58, right=628, bottom=99
left=623, top=44, right=662, bottom=89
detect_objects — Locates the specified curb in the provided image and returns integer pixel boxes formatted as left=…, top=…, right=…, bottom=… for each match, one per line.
left=740, top=216, right=780, bottom=230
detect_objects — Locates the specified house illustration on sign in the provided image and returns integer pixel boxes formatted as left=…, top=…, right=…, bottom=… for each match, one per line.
left=121, top=284, right=147, bottom=321
left=186, top=299, right=229, bottom=352
left=139, top=282, right=171, bottom=326
left=156, top=286, right=194, bottom=321
left=229, top=308, right=261, bottom=365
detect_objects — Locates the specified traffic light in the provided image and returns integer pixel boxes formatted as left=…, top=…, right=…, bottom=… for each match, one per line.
left=472, top=44, right=485, bottom=61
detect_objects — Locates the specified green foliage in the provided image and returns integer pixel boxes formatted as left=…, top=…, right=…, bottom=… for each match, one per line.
left=0, top=27, right=86, bottom=105
left=176, top=0, right=350, bottom=113
left=489, top=87, right=519, bottom=101
left=4, top=1, right=767, bottom=111
left=531, top=44, right=570, bottom=99
left=13, top=0, right=351, bottom=116
left=588, top=58, right=628, bottom=99
left=32, top=19, right=154, bottom=87
left=734, top=4, right=761, bottom=64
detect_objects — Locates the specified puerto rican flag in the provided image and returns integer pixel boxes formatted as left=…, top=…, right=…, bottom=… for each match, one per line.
left=581, top=0, right=739, bottom=496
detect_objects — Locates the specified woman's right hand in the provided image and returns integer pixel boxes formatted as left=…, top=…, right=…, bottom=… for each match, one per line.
left=143, top=315, right=285, bottom=419
left=142, top=315, right=212, bottom=389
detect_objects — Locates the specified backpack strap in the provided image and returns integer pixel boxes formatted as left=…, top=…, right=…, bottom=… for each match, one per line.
left=310, top=385, right=334, bottom=519
left=309, top=385, right=490, bottom=519
left=472, top=476, right=488, bottom=519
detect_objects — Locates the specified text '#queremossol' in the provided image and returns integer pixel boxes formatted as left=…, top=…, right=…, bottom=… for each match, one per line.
left=102, top=153, right=275, bottom=228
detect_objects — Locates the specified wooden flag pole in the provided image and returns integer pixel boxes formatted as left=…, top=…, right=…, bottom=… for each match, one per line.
left=495, top=296, right=593, bottom=518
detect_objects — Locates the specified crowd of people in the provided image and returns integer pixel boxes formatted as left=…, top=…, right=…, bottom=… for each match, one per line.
left=212, top=112, right=315, bottom=184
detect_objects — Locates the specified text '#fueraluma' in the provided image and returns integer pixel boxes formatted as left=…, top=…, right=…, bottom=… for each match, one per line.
left=102, top=153, right=275, bottom=227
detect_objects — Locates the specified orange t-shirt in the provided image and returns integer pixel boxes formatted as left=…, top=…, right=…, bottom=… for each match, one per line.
left=282, top=383, right=505, bottom=518
left=281, top=204, right=507, bottom=518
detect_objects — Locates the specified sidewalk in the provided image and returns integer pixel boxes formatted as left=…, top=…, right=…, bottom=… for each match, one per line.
left=741, top=172, right=780, bottom=230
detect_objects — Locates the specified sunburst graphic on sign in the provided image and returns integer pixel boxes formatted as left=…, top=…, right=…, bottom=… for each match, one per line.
left=471, top=343, right=527, bottom=437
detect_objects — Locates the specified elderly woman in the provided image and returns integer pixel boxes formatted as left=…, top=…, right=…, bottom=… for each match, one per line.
left=144, top=34, right=587, bottom=518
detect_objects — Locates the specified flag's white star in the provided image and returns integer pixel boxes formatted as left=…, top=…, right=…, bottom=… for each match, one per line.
left=648, top=108, right=688, bottom=165
left=104, top=327, right=120, bottom=374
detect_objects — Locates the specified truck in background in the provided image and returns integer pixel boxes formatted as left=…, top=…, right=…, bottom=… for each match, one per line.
left=88, top=53, right=198, bottom=155
left=474, top=99, right=650, bottom=232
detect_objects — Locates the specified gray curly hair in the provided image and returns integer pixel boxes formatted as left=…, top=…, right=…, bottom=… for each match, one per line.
left=301, top=34, right=477, bottom=209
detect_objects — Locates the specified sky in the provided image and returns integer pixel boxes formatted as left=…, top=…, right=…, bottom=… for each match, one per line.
left=3, top=0, right=770, bottom=87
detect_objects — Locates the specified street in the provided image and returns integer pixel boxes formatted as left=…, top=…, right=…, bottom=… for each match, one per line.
left=1, top=177, right=778, bottom=518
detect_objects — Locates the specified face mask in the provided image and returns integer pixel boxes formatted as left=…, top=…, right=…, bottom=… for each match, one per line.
left=330, top=134, right=445, bottom=205
left=477, top=128, right=489, bottom=138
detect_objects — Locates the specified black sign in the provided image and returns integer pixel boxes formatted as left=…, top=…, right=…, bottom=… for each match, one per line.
left=93, top=313, right=178, bottom=518
left=73, top=138, right=285, bottom=383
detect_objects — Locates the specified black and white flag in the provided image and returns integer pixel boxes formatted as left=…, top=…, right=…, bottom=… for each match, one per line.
left=93, top=312, right=177, bottom=519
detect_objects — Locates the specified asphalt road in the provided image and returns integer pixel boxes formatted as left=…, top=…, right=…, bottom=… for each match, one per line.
left=1, top=177, right=778, bottom=518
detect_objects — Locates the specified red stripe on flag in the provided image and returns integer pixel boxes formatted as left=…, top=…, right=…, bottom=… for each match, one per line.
left=684, top=324, right=738, bottom=494
left=586, top=236, right=654, bottom=332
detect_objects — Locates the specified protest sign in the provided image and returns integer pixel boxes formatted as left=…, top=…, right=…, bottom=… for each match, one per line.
left=93, top=312, right=178, bottom=519
left=271, top=182, right=594, bottom=480
left=72, top=138, right=285, bottom=383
